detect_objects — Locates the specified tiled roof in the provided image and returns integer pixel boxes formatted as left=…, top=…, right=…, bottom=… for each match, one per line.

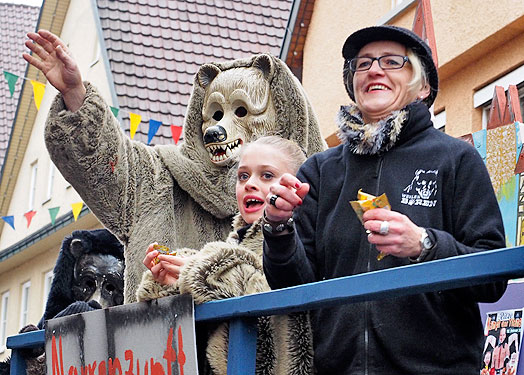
left=0, top=2, right=40, bottom=169
left=96, top=0, right=293, bottom=145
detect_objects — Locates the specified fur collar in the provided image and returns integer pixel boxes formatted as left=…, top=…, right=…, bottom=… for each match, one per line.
left=226, top=213, right=263, bottom=256
left=336, top=103, right=408, bottom=155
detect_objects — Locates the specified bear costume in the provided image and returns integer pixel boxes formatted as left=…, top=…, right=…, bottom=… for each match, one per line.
left=44, top=54, right=326, bottom=303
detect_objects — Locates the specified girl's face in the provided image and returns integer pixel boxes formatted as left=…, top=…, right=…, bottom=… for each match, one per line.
left=236, top=143, right=291, bottom=224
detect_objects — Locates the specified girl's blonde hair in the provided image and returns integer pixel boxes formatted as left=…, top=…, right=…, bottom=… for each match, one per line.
left=240, top=136, right=306, bottom=174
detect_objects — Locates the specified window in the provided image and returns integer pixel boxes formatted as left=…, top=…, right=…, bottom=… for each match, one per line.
left=20, top=281, right=30, bottom=329
left=45, top=162, right=55, bottom=202
left=0, top=292, right=9, bottom=352
left=474, top=64, right=524, bottom=129
left=28, top=161, right=38, bottom=211
left=42, top=271, right=53, bottom=314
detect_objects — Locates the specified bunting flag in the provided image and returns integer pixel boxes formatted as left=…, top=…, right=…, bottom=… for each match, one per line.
left=147, top=119, right=162, bottom=144
left=3, top=71, right=18, bottom=97
left=71, top=202, right=84, bottom=221
left=48, top=206, right=60, bottom=226
left=3, top=68, right=181, bottom=145
left=129, top=112, right=141, bottom=140
left=0, top=204, right=87, bottom=231
left=24, top=210, right=37, bottom=228
left=1, top=216, right=15, bottom=230
left=110, top=106, right=120, bottom=118
left=30, top=80, right=46, bottom=110
left=171, top=125, right=183, bottom=144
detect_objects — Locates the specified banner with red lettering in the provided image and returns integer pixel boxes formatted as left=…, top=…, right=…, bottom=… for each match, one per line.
left=44, top=294, right=198, bottom=375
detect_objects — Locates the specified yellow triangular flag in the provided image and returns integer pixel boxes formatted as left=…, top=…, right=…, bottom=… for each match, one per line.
left=30, top=80, right=45, bottom=110
left=71, top=202, right=84, bottom=221
left=129, top=112, right=141, bottom=139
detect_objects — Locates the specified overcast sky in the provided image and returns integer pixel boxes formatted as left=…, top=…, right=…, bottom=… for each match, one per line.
left=2, top=0, right=42, bottom=6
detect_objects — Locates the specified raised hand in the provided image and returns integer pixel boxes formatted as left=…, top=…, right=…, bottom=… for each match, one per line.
left=264, top=172, right=309, bottom=222
left=23, top=29, right=86, bottom=111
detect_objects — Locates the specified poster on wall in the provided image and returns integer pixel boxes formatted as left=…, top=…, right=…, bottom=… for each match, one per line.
left=481, top=308, right=523, bottom=375
left=45, top=294, right=198, bottom=375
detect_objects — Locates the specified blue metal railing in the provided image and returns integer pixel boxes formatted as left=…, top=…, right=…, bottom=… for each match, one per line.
left=8, top=246, right=524, bottom=375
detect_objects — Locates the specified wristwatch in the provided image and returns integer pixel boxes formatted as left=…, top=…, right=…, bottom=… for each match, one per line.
left=410, top=228, right=435, bottom=263
left=262, top=213, right=294, bottom=235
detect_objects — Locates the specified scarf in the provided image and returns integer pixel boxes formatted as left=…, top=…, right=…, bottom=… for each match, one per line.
left=336, top=103, right=408, bottom=155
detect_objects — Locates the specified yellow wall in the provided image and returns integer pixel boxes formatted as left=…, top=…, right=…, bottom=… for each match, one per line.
left=302, top=0, right=524, bottom=139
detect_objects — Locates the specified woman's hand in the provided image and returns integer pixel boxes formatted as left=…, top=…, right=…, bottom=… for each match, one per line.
left=143, top=243, right=188, bottom=285
left=264, top=173, right=309, bottom=222
left=23, top=29, right=86, bottom=111
left=363, top=208, right=423, bottom=259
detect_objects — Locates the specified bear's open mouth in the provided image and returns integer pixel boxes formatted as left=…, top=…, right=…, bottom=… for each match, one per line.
left=205, top=139, right=242, bottom=163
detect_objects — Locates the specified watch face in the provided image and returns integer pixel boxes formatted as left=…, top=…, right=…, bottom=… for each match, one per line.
left=423, top=235, right=433, bottom=249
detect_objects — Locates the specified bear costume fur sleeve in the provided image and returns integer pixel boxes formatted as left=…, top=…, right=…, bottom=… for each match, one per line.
left=136, top=213, right=314, bottom=375
left=44, top=54, right=326, bottom=303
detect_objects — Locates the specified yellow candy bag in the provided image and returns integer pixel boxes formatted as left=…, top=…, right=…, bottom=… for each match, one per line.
left=349, top=189, right=391, bottom=260
left=152, top=244, right=177, bottom=265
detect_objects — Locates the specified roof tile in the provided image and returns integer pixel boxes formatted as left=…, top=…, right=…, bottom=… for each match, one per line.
left=96, top=0, right=292, bottom=145
left=0, top=3, right=40, bottom=168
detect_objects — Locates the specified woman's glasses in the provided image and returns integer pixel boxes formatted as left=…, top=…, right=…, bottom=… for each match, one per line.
left=349, top=55, right=409, bottom=72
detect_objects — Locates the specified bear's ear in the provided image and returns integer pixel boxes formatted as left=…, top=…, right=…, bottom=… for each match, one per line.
left=252, top=54, right=274, bottom=81
left=197, top=64, right=221, bottom=88
left=70, top=238, right=86, bottom=259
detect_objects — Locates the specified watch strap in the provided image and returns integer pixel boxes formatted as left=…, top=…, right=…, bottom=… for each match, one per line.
left=410, top=228, right=435, bottom=263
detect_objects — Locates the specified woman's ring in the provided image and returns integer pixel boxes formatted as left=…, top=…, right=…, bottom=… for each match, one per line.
left=269, top=194, right=279, bottom=207
left=379, top=221, right=389, bottom=235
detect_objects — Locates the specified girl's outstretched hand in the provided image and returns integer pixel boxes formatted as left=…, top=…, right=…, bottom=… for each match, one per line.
left=264, top=173, right=309, bottom=222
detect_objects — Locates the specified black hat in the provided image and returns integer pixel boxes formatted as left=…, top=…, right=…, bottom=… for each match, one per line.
left=342, top=25, right=439, bottom=107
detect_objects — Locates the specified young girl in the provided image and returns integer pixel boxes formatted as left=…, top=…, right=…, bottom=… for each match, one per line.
left=137, top=136, right=313, bottom=375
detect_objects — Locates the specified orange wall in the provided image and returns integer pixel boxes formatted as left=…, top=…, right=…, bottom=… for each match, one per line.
left=301, top=0, right=524, bottom=139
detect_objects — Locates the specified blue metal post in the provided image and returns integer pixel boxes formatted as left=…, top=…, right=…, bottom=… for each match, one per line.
left=7, top=330, right=45, bottom=375
left=227, top=318, right=257, bottom=375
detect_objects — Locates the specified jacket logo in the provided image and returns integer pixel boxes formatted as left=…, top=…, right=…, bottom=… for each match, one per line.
left=401, top=169, right=438, bottom=207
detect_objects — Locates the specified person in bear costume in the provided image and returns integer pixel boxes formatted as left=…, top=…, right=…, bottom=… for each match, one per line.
left=39, top=228, right=125, bottom=328
left=24, top=30, right=326, bottom=304
left=0, top=229, right=124, bottom=375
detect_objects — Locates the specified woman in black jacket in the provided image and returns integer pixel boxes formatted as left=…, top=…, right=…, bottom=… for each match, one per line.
left=262, top=25, right=507, bottom=374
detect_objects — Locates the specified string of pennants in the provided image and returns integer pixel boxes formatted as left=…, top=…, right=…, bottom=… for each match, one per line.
left=2, top=69, right=184, bottom=144
left=1, top=202, right=85, bottom=231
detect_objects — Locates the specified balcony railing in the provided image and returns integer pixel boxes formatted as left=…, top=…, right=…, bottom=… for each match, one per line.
left=8, top=246, right=524, bottom=375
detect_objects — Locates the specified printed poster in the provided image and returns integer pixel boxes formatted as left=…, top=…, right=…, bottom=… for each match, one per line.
left=481, top=308, right=523, bottom=375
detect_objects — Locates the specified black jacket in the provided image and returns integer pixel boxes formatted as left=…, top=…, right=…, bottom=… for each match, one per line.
left=263, top=102, right=507, bottom=374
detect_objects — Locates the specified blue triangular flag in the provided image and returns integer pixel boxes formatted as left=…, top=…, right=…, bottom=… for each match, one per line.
left=147, top=119, right=162, bottom=144
left=1, top=216, right=15, bottom=230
